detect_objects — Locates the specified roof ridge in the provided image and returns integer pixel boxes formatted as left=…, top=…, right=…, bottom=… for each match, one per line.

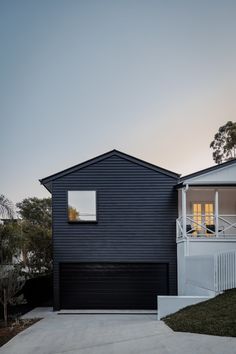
left=40, top=149, right=180, bottom=190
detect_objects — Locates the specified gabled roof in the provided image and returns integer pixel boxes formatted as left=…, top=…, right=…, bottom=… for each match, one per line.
left=177, top=158, right=236, bottom=188
left=40, top=149, right=180, bottom=193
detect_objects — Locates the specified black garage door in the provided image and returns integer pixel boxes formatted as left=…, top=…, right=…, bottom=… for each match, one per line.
left=60, top=263, right=169, bottom=309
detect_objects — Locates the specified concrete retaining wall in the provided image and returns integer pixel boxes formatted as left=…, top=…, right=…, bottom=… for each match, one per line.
left=157, top=295, right=212, bottom=320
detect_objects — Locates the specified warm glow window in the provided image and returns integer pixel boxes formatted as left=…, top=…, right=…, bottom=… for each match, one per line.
left=193, top=203, right=202, bottom=231
left=192, top=202, right=214, bottom=231
left=68, top=191, right=97, bottom=222
left=205, top=203, right=214, bottom=225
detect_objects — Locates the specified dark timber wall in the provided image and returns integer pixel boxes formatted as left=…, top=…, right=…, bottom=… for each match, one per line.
left=51, top=154, right=178, bottom=309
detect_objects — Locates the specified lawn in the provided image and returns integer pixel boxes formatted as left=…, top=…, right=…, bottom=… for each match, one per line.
left=0, top=319, right=40, bottom=347
left=163, top=289, right=236, bottom=337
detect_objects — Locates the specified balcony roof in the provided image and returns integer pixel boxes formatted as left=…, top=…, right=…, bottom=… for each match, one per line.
left=177, top=159, right=236, bottom=188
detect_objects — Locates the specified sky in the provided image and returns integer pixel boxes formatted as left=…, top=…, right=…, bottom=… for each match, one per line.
left=1, top=0, right=236, bottom=204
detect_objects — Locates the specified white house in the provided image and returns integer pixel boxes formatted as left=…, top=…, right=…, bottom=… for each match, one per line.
left=158, top=159, right=236, bottom=319
left=176, top=159, right=236, bottom=297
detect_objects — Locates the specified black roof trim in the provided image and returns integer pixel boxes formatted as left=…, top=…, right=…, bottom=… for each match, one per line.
left=179, top=158, right=236, bottom=182
left=40, top=149, right=180, bottom=187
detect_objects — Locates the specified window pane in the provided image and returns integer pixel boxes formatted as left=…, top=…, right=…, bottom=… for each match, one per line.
left=193, top=203, right=202, bottom=231
left=68, top=191, right=96, bottom=221
left=205, top=203, right=214, bottom=225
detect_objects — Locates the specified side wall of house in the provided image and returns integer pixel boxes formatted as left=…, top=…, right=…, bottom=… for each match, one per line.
left=177, top=239, right=236, bottom=296
left=52, top=155, right=178, bottom=309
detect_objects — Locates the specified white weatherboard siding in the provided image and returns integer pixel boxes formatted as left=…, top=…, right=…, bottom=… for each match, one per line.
left=183, top=239, right=236, bottom=256
left=185, top=255, right=216, bottom=296
left=183, top=163, right=236, bottom=185
left=177, top=240, right=236, bottom=295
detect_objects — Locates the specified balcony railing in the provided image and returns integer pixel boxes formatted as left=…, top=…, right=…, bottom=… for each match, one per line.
left=177, top=214, right=236, bottom=239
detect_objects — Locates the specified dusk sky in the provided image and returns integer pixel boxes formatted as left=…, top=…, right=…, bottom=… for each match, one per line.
left=1, top=0, right=236, bottom=204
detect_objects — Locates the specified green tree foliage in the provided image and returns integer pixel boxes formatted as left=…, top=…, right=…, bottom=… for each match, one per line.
left=16, top=198, right=52, bottom=275
left=0, top=197, right=51, bottom=323
left=0, top=195, right=19, bottom=265
left=0, top=221, right=22, bottom=265
left=0, top=194, right=14, bottom=219
left=0, top=265, right=25, bottom=326
left=16, top=197, right=51, bottom=228
left=210, top=121, right=236, bottom=164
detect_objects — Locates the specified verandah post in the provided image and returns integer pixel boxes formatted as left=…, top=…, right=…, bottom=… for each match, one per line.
left=215, top=189, right=219, bottom=237
left=182, top=186, right=187, bottom=238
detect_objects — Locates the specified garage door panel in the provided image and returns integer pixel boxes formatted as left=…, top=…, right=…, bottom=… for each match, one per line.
left=60, top=263, right=168, bottom=309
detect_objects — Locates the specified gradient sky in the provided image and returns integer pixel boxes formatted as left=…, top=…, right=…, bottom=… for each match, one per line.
left=1, top=0, right=236, bottom=204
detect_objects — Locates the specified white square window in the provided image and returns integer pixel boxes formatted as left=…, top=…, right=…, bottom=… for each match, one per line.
left=68, top=191, right=97, bottom=222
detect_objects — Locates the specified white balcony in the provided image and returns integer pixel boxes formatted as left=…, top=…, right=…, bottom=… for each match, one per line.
left=177, top=186, right=236, bottom=240
left=177, top=214, right=236, bottom=239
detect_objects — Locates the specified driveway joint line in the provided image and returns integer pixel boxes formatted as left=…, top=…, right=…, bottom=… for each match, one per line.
left=51, top=332, right=172, bottom=354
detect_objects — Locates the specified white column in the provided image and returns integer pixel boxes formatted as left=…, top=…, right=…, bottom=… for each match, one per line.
left=182, top=187, right=187, bottom=239
left=215, top=189, right=219, bottom=237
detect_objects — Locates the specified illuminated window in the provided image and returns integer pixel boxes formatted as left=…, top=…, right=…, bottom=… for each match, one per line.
left=192, top=202, right=214, bottom=232
left=205, top=203, right=214, bottom=225
left=193, top=203, right=202, bottom=231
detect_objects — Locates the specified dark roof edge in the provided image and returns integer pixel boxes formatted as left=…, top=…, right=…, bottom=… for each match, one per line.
left=39, top=150, right=117, bottom=186
left=179, top=158, right=236, bottom=182
left=112, top=150, right=180, bottom=178
left=40, top=149, right=180, bottom=186
left=39, top=181, right=52, bottom=193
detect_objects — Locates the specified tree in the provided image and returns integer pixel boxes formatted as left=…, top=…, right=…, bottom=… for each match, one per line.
left=0, top=265, right=25, bottom=326
left=210, top=121, right=236, bottom=164
left=68, top=206, right=79, bottom=221
left=16, top=197, right=51, bottom=229
left=0, top=221, right=22, bottom=265
left=0, top=195, right=17, bottom=264
left=0, top=194, right=14, bottom=219
left=16, top=198, right=52, bottom=275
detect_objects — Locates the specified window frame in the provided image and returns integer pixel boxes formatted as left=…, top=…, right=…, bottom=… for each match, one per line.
left=67, top=190, right=98, bottom=223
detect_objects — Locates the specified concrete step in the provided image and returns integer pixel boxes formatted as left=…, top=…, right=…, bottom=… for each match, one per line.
left=58, top=309, right=157, bottom=314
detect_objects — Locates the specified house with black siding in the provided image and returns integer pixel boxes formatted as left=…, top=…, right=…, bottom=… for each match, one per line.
left=40, top=150, right=179, bottom=310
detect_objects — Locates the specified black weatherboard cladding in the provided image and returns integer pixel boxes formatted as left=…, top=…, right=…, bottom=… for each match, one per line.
left=51, top=153, right=178, bottom=309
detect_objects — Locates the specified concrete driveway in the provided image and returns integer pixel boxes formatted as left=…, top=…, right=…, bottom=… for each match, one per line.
left=1, top=310, right=236, bottom=354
